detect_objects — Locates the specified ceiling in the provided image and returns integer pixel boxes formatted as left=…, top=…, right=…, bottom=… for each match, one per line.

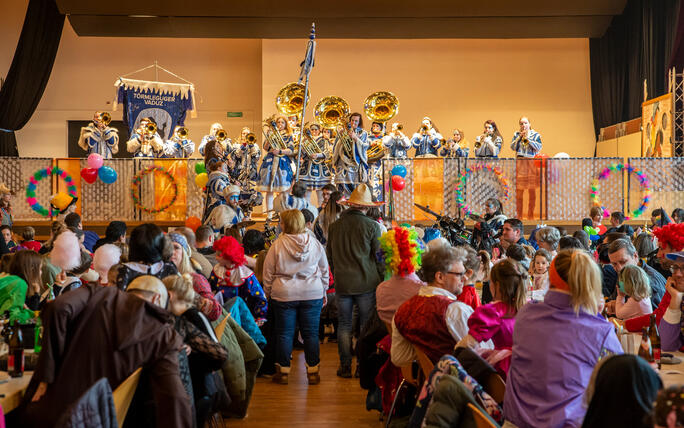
left=56, top=0, right=627, bottom=39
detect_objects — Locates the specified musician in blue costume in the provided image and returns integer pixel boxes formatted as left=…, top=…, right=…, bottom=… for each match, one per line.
left=367, top=121, right=386, bottom=201
left=257, top=115, right=295, bottom=219
left=125, top=117, right=165, bottom=158
left=198, top=122, right=233, bottom=156
left=382, top=123, right=411, bottom=158
left=201, top=140, right=233, bottom=226
left=510, top=116, right=543, bottom=219
left=474, top=120, right=503, bottom=158
left=233, top=127, right=261, bottom=183
left=298, top=122, right=333, bottom=202
left=332, top=112, right=369, bottom=196
left=411, top=117, right=442, bottom=157
left=440, top=128, right=469, bottom=158
left=161, top=126, right=195, bottom=158
left=78, top=111, right=119, bottom=159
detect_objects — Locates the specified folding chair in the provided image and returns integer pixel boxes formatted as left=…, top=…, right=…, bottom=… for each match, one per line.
left=112, top=367, right=142, bottom=428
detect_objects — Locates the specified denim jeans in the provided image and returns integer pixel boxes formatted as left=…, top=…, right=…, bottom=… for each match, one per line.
left=272, top=298, right=324, bottom=368
left=336, top=291, right=376, bottom=367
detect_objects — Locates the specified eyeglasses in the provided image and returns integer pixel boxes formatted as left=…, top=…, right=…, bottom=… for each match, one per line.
left=445, top=271, right=467, bottom=278
left=671, top=265, right=684, bottom=274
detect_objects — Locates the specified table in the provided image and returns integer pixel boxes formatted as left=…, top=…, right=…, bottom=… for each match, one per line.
left=0, top=371, right=33, bottom=413
left=618, top=331, right=684, bottom=387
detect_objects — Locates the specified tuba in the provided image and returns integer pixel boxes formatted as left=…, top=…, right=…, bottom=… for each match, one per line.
left=315, top=96, right=352, bottom=159
left=364, top=91, right=399, bottom=163
left=276, top=82, right=308, bottom=116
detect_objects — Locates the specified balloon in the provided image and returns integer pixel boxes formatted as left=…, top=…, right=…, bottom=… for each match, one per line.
left=98, top=166, right=117, bottom=184
left=195, top=172, right=209, bottom=188
left=391, top=175, right=405, bottom=191
left=195, top=162, right=206, bottom=175
left=80, top=167, right=98, bottom=184
left=583, top=225, right=599, bottom=236
left=391, top=164, right=407, bottom=178
left=185, top=216, right=202, bottom=232
left=87, top=153, right=104, bottom=169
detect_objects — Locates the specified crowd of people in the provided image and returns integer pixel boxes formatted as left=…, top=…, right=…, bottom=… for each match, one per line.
left=1, top=176, right=684, bottom=427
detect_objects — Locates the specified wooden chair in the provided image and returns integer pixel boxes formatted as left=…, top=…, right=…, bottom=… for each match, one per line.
left=483, top=373, right=506, bottom=405
left=467, top=403, right=499, bottom=428
left=214, top=315, right=230, bottom=339
left=413, top=345, right=434, bottom=379
left=112, top=367, right=143, bottom=428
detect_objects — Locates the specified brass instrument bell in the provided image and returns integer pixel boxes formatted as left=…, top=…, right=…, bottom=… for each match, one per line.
left=276, top=82, right=309, bottom=116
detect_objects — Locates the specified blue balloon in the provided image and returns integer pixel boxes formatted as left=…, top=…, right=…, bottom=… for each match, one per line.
left=98, top=166, right=118, bottom=184
left=391, top=164, right=407, bottom=178
left=589, top=234, right=600, bottom=241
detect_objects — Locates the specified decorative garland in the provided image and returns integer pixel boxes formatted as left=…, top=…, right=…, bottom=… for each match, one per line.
left=377, top=227, right=423, bottom=281
left=130, top=165, right=178, bottom=214
left=590, top=163, right=651, bottom=220
left=455, top=164, right=510, bottom=218
left=25, top=167, right=77, bottom=217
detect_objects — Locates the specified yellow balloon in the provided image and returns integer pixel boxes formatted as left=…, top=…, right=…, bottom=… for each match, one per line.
left=195, top=172, right=208, bottom=188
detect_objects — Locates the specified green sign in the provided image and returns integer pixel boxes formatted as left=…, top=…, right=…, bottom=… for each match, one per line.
left=227, top=112, right=243, bottom=118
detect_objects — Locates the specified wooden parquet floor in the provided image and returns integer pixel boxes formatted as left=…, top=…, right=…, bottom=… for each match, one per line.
left=227, top=342, right=384, bottom=427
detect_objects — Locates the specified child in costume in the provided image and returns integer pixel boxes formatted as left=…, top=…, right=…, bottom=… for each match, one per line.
left=456, top=258, right=528, bottom=378
left=209, top=236, right=267, bottom=324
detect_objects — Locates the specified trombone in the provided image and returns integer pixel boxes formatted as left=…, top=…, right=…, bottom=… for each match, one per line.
left=175, top=126, right=189, bottom=140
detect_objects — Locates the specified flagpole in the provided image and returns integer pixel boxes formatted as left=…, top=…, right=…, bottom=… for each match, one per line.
left=295, top=23, right=316, bottom=182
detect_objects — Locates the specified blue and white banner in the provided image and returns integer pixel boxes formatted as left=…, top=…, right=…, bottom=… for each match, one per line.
left=113, top=78, right=197, bottom=140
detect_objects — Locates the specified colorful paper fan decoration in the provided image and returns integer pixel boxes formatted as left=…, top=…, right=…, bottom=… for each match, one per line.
left=590, top=163, right=651, bottom=220
left=25, top=167, right=78, bottom=217
left=130, top=165, right=178, bottom=214
left=455, top=164, right=510, bottom=218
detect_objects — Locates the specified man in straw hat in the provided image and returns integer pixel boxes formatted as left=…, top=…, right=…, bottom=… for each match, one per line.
left=326, top=183, right=384, bottom=378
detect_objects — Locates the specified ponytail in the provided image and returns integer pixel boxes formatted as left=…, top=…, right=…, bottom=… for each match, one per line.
left=553, top=249, right=602, bottom=314
left=490, top=258, right=528, bottom=312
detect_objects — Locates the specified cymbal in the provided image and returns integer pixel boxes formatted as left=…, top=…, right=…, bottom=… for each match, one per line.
left=231, top=220, right=256, bottom=229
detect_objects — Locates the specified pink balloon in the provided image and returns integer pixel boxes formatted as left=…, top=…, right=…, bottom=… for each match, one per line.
left=87, top=153, right=104, bottom=169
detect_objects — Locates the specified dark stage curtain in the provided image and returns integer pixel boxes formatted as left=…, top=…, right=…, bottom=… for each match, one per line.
left=589, top=0, right=680, bottom=140
left=0, top=0, right=64, bottom=156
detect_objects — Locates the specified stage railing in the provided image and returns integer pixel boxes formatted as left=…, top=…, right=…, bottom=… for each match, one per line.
left=0, top=157, right=680, bottom=223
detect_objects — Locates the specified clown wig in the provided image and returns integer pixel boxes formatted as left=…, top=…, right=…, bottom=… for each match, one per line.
left=213, top=236, right=246, bottom=266
left=377, top=226, right=423, bottom=280
left=653, top=223, right=684, bottom=252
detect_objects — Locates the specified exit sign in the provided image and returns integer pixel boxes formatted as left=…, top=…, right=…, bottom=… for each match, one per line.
left=227, top=112, right=243, bottom=118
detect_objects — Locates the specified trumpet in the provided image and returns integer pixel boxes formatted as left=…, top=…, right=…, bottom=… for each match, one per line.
left=245, top=132, right=257, bottom=144
left=137, top=121, right=157, bottom=138
left=420, top=124, right=429, bottom=134
left=475, top=135, right=486, bottom=150
left=175, top=126, right=189, bottom=140
left=261, top=115, right=288, bottom=152
left=519, top=131, right=529, bottom=147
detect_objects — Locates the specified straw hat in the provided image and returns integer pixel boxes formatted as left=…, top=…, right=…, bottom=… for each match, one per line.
left=342, top=183, right=383, bottom=207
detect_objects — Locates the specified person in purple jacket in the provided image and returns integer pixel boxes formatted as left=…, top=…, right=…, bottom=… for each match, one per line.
left=659, top=251, right=684, bottom=351
left=504, top=249, right=623, bottom=428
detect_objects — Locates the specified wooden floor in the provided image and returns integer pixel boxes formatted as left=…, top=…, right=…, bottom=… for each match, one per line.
left=228, top=343, right=384, bottom=427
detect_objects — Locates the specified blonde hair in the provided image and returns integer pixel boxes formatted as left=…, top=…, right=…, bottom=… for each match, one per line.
left=553, top=250, right=602, bottom=314
left=175, top=244, right=195, bottom=275
left=162, top=274, right=196, bottom=305
left=280, top=209, right=305, bottom=234
left=619, top=264, right=651, bottom=301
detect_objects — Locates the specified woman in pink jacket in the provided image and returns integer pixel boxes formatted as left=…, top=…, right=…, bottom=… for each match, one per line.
left=263, top=209, right=329, bottom=386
